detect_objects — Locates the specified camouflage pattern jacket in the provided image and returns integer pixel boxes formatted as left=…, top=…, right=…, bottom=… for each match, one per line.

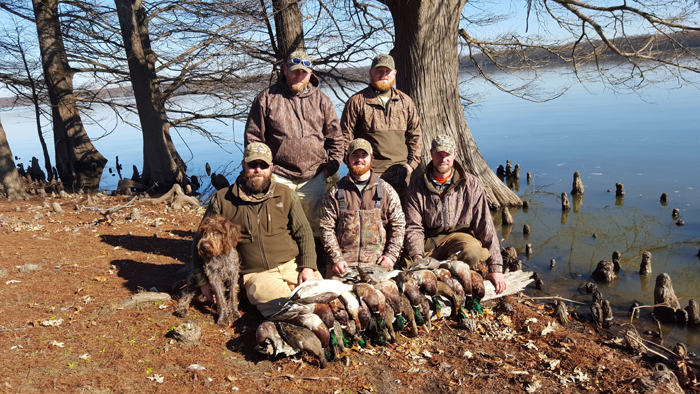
left=319, top=172, right=405, bottom=266
left=244, top=74, right=344, bottom=182
left=340, top=86, right=422, bottom=173
left=404, top=161, right=504, bottom=273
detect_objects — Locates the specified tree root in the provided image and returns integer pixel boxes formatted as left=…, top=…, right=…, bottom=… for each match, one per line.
left=80, top=196, right=139, bottom=221
left=142, top=184, right=199, bottom=210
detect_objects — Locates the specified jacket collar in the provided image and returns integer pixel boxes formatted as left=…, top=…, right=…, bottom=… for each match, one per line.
left=363, top=86, right=401, bottom=106
left=342, top=170, right=380, bottom=192
left=230, top=174, right=279, bottom=203
left=277, top=73, right=320, bottom=98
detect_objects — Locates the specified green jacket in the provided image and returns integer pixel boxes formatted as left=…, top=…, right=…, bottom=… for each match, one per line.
left=192, top=176, right=317, bottom=287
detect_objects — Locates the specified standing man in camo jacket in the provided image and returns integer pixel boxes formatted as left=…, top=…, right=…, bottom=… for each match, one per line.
left=245, top=49, right=344, bottom=238
left=340, top=54, right=422, bottom=195
left=319, top=138, right=405, bottom=276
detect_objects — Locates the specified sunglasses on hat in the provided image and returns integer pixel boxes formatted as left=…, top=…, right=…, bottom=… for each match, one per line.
left=290, top=58, right=311, bottom=67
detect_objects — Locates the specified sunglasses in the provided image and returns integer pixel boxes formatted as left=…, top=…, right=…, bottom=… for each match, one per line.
left=290, top=58, right=311, bottom=67
left=247, top=161, right=270, bottom=170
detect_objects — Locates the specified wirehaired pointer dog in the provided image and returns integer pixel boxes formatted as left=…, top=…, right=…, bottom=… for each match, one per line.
left=175, top=215, right=242, bottom=327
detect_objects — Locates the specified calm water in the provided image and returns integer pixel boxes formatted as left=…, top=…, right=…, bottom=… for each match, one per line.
left=1, top=74, right=699, bottom=350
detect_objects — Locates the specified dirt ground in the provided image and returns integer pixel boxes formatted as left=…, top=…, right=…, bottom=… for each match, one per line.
left=0, top=192, right=689, bottom=393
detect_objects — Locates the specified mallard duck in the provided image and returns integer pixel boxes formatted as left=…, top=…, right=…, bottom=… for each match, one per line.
left=288, top=313, right=330, bottom=349
left=289, top=278, right=353, bottom=300
left=382, top=302, right=397, bottom=343
left=328, top=298, right=350, bottom=326
left=440, top=260, right=473, bottom=296
left=276, top=321, right=327, bottom=369
left=338, top=291, right=361, bottom=329
left=394, top=272, right=431, bottom=332
left=436, top=281, right=464, bottom=318
left=408, top=256, right=442, bottom=271
left=399, top=293, right=419, bottom=337
left=433, top=268, right=466, bottom=298
left=374, top=280, right=401, bottom=317
left=471, top=272, right=485, bottom=299
left=353, top=283, right=386, bottom=316
left=255, top=321, right=297, bottom=357
left=408, top=270, right=438, bottom=296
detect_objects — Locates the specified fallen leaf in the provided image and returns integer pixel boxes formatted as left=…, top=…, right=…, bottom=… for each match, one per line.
left=5, top=280, right=21, bottom=285
left=541, top=321, right=558, bottom=336
left=525, top=318, right=538, bottom=324
left=526, top=380, right=541, bottom=393
left=50, top=340, right=64, bottom=347
left=94, top=276, right=107, bottom=282
left=146, top=374, right=164, bottom=383
left=42, top=318, right=64, bottom=327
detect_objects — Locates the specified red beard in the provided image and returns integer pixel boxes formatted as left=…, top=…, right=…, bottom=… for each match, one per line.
left=349, top=159, right=372, bottom=177
left=371, top=76, right=394, bottom=91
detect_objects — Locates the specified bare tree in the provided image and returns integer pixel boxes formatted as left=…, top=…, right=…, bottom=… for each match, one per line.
left=32, top=0, right=107, bottom=192
left=114, top=0, right=186, bottom=190
left=0, top=118, right=28, bottom=199
left=0, top=20, right=54, bottom=182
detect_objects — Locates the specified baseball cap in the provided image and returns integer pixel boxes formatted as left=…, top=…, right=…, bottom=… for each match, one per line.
left=431, top=134, right=457, bottom=154
left=371, top=54, right=395, bottom=70
left=287, top=50, right=312, bottom=72
left=347, top=138, right=373, bottom=156
left=244, top=142, right=273, bottom=165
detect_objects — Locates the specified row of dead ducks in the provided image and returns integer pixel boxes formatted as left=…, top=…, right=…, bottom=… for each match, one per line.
left=255, top=258, right=487, bottom=368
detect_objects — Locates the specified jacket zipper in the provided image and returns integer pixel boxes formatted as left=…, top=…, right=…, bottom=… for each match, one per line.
left=358, top=210, right=363, bottom=263
left=257, top=208, right=269, bottom=271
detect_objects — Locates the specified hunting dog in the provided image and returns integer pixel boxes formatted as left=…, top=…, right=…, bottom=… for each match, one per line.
left=176, top=215, right=242, bottom=327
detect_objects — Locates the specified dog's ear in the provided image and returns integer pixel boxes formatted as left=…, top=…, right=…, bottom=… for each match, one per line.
left=223, top=220, right=243, bottom=248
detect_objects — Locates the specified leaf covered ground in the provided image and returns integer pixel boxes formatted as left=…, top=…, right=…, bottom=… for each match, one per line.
left=0, top=193, right=673, bottom=393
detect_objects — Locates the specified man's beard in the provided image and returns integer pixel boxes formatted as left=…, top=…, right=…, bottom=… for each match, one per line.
left=290, top=80, right=309, bottom=94
left=242, top=172, right=272, bottom=194
left=371, top=76, right=395, bottom=91
left=434, top=162, right=453, bottom=176
left=349, top=159, right=372, bottom=177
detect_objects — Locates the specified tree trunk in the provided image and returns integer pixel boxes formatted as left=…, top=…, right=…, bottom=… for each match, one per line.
left=385, top=0, right=521, bottom=208
left=272, top=0, right=305, bottom=61
left=0, top=118, right=28, bottom=199
left=115, top=0, right=186, bottom=191
left=17, top=36, right=53, bottom=181
left=32, top=0, right=106, bottom=192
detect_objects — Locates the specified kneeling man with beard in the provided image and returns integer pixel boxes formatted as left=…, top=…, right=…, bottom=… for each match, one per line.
left=319, top=138, right=406, bottom=277
left=192, top=142, right=322, bottom=318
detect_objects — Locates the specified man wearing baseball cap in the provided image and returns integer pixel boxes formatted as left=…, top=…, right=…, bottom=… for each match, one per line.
left=319, top=138, right=405, bottom=276
left=192, top=142, right=322, bottom=318
left=244, top=49, right=344, bottom=241
left=404, top=135, right=507, bottom=294
left=340, top=53, right=422, bottom=196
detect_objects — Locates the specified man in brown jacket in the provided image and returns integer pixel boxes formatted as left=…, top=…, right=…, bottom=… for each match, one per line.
left=340, top=54, right=422, bottom=195
left=404, top=135, right=506, bottom=294
left=319, top=138, right=405, bottom=276
left=244, top=50, right=344, bottom=237
left=193, top=142, right=322, bottom=317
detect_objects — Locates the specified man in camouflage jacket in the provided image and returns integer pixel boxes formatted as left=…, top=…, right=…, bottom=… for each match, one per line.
left=319, top=138, right=405, bottom=275
left=245, top=50, right=344, bottom=237
left=404, top=135, right=506, bottom=293
left=340, top=54, right=422, bottom=195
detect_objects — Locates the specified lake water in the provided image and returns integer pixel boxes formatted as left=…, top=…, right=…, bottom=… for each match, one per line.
left=1, top=72, right=699, bottom=351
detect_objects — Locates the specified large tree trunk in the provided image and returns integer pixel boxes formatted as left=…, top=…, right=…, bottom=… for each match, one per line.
left=115, top=0, right=186, bottom=191
left=0, top=118, right=28, bottom=199
left=272, top=0, right=305, bottom=61
left=385, top=0, right=521, bottom=208
left=32, top=0, right=106, bottom=192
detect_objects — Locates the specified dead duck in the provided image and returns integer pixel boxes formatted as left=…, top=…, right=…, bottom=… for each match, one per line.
left=374, top=280, right=404, bottom=332
left=433, top=268, right=466, bottom=298
left=408, top=269, right=438, bottom=296
left=394, top=272, right=431, bottom=332
left=353, top=282, right=386, bottom=316
left=439, top=260, right=473, bottom=296
left=255, top=321, right=297, bottom=357
left=436, top=281, right=464, bottom=318
left=287, top=313, right=330, bottom=349
left=276, top=321, right=328, bottom=369
left=408, top=256, right=442, bottom=271
left=399, top=293, right=419, bottom=337
left=471, top=272, right=486, bottom=299
left=289, top=278, right=353, bottom=300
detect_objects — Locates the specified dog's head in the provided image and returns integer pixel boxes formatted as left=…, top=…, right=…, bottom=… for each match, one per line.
left=195, top=215, right=242, bottom=258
